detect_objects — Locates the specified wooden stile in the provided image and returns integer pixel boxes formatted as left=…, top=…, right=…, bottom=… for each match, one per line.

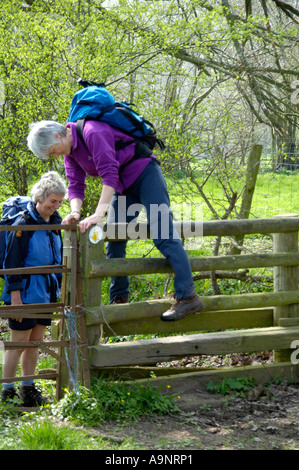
left=0, top=221, right=91, bottom=401
left=79, top=214, right=299, bottom=386
left=2, top=213, right=299, bottom=400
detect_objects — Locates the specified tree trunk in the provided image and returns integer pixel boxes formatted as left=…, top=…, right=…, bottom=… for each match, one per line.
left=229, top=144, right=263, bottom=255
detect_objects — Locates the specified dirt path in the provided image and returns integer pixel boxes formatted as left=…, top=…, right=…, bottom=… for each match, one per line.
left=92, top=379, right=299, bottom=450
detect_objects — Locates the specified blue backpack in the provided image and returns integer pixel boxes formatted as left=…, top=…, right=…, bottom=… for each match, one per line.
left=68, top=79, right=165, bottom=153
left=0, top=196, right=32, bottom=276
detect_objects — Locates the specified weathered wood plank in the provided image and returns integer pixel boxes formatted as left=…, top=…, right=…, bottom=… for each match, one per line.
left=88, top=252, right=299, bottom=278
left=91, top=363, right=299, bottom=392
left=87, top=308, right=273, bottom=339
left=273, top=220, right=299, bottom=362
left=3, top=340, right=69, bottom=349
left=0, top=303, right=64, bottom=312
left=0, top=303, right=65, bottom=319
left=0, top=312, right=65, bottom=319
left=279, top=317, right=299, bottom=326
left=229, top=145, right=262, bottom=255
left=122, top=363, right=299, bottom=395
left=89, top=326, right=299, bottom=367
left=85, top=290, right=299, bottom=327
left=7, top=216, right=299, bottom=239
left=0, top=371, right=58, bottom=384
left=0, top=265, right=69, bottom=276
left=0, top=223, right=75, bottom=232
left=98, top=216, right=299, bottom=241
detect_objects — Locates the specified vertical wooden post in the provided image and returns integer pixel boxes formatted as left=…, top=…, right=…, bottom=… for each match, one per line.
left=58, top=224, right=103, bottom=397
left=55, top=255, right=67, bottom=401
left=67, top=224, right=78, bottom=390
left=75, top=247, right=91, bottom=389
left=55, top=229, right=72, bottom=399
left=56, top=222, right=78, bottom=398
left=273, top=214, right=299, bottom=362
left=79, top=228, right=105, bottom=346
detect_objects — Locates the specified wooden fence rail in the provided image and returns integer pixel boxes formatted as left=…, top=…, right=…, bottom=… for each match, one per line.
left=88, top=253, right=299, bottom=278
left=89, top=326, right=299, bottom=368
left=97, top=216, right=299, bottom=241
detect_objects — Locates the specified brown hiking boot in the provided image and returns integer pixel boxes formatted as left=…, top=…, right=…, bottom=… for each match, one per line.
left=111, top=295, right=129, bottom=304
left=161, top=293, right=204, bottom=322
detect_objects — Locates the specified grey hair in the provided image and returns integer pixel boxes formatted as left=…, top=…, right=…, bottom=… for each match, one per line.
left=31, top=171, right=67, bottom=203
left=27, top=120, right=67, bottom=160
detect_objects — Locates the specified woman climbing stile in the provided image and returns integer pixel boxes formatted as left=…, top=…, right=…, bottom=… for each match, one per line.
left=27, top=120, right=204, bottom=322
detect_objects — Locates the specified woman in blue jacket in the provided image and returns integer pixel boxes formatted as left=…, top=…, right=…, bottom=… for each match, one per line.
left=1, top=171, right=66, bottom=406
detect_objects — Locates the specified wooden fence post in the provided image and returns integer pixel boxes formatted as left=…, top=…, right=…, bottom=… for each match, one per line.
left=79, top=228, right=105, bottom=346
left=57, top=224, right=85, bottom=397
left=273, top=214, right=299, bottom=362
left=55, top=229, right=73, bottom=398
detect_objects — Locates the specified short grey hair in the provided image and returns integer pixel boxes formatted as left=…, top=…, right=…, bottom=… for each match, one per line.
left=31, top=171, right=67, bottom=203
left=27, top=120, right=67, bottom=160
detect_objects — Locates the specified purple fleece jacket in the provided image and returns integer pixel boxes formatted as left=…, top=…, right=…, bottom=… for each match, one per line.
left=64, top=121, right=155, bottom=201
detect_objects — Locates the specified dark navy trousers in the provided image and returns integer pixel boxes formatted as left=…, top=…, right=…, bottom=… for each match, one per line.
left=106, top=160, right=195, bottom=302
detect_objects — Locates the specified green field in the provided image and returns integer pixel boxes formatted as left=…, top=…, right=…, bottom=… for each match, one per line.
left=167, top=168, right=299, bottom=220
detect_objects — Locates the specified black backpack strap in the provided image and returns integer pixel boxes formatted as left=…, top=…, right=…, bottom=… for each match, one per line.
left=76, top=119, right=86, bottom=145
left=118, top=142, right=153, bottom=173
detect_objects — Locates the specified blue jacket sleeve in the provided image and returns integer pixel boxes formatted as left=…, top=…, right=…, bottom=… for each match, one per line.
left=4, top=215, right=31, bottom=292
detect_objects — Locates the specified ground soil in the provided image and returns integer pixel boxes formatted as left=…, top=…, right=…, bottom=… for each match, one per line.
left=98, top=381, right=299, bottom=450
left=92, top=353, right=299, bottom=451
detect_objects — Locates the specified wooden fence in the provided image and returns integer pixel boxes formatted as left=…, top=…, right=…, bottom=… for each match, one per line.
left=2, top=214, right=298, bottom=399
left=0, top=221, right=91, bottom=402
left=76, top=214, right=299, bottom=387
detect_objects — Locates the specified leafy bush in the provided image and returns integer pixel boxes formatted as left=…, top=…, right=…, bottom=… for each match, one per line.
left=51, top=378, right=180, bottom=425
left=206, top=377, right=256, bottom=397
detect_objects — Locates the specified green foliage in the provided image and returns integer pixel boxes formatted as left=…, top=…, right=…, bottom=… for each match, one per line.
left=0, top=415, right=139, bottom=450
left=206, top=377, right=256, bottom=397
left=0, top=377, right=178, bottom=449
left=51, top=378, right=180, bottom=425
left=81, top=175, right=103, bottom=218
left=17, top=420, right=86, bottom=451
left=16, top=419, right=138, bottom=450
left=0, top=0, right=297, bottom=209
left=0, top=401, right=21, bottom=420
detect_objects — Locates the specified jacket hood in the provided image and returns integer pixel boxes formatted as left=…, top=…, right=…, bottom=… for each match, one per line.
left=27, top=200, right=62, bottom=225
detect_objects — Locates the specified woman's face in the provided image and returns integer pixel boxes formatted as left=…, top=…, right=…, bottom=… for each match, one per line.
left=36, top=193, right=64, bottom=221
left=47, top=129, right=73, bottom=158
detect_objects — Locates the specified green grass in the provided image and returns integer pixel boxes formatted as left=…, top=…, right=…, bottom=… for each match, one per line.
left=252, top=170, right=299, bottom=218
left=0, top=415, right=140, bottom=450
left=167, top=168, right=299, bottom=220
left=0, top=376, right=180, bottom=450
